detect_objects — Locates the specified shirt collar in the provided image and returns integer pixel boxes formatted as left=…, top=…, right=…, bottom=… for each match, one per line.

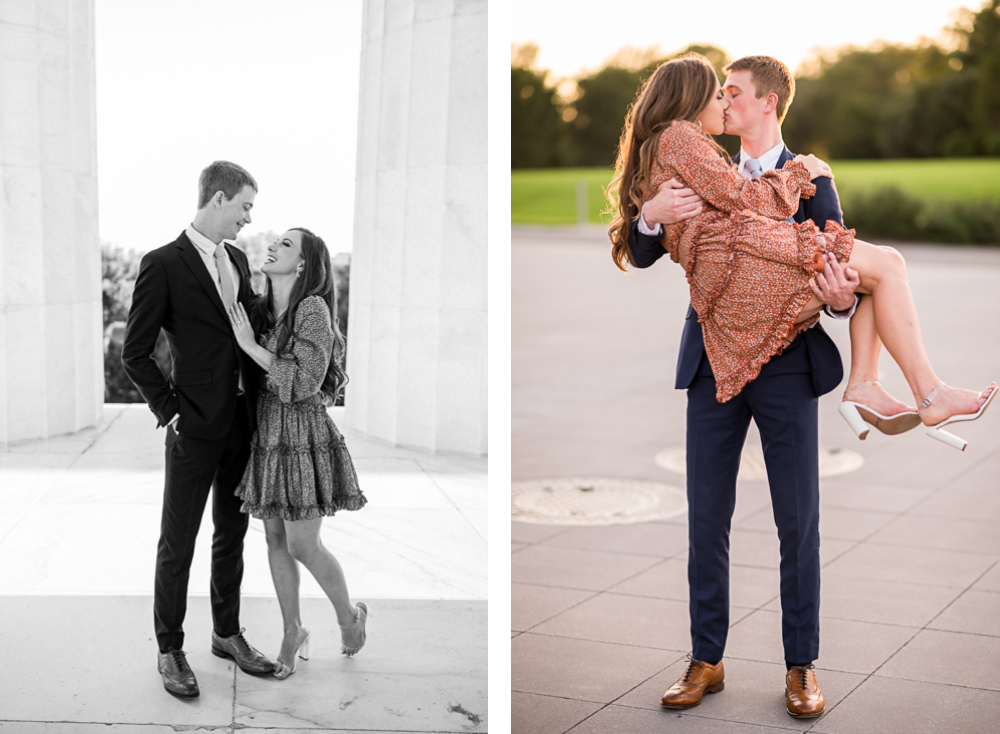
left=185, top=224, right=221, bottom=257
left=738, top=140, right=786, bottom=176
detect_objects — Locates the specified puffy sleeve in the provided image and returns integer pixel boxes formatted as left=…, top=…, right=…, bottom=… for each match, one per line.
left=266, top=295, right=333, bottom=403
left=649, top=120, right=816, bottom=220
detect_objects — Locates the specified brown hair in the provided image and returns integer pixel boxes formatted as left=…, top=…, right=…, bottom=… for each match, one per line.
left=253, top=228, right=348, bottom=404
left=197, top=160, right=258, bottom=209
left=723, top=55, right=796, bottom=123
left=606, top=53, right=723, bottom=271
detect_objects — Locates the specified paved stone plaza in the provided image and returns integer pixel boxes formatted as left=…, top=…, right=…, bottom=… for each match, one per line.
left=512, top=226, right=1000, bottom=733
left=0, top=405, right=487, bottom=733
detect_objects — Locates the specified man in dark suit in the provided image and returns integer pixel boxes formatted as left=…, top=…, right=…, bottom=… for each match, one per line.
left=628, top=57, right=860, bottom=718
left=123, top=161, right=274, bottom=698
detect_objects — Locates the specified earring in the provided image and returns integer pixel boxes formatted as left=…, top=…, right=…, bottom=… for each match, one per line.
left=696, top=119, right=703, bottom=129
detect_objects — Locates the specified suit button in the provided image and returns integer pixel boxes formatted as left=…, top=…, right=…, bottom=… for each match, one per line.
left=233, top=369, right=239, bottom=375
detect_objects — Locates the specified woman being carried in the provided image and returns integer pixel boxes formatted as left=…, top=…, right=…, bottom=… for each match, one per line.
left=608, top=53, right=995, bottom=449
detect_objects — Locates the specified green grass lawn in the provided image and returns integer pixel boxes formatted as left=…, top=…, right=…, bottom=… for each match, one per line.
left=511, top=159, right=1000, bottom=225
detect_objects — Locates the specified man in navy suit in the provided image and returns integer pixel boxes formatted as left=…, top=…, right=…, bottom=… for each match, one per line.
left=628, top=57, right=859, bottom=718
left=123, top=161, right=275, bottom=698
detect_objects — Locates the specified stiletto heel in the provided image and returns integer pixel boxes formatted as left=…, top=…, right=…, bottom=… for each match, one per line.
left=839, top=380, right=922, bottom=439
left=273, top=628, right=310, bottom=680
left=920, top=381, right=998, bottom=452
left=838, top=402, right=870, bottom=440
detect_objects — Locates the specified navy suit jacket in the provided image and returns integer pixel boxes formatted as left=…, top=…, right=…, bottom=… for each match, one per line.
left=628, top=145, right=846, bottom=397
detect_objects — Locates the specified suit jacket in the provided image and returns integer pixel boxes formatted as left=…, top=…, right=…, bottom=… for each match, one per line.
left=122, top=230, right=261, bottom=439
left=628, top=145, right=846, bottom=397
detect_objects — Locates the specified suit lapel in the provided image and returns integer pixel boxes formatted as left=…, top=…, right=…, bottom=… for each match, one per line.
left=176, top=232, right=230, bottom=322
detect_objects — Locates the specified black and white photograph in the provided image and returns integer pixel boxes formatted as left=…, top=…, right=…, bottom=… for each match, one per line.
left=0, top=1, right=488, bottom=731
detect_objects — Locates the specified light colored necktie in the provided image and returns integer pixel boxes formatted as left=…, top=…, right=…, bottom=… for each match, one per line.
left=213, top=243, right=236, bottom=310
left=744, top=157, right=763, bottom=179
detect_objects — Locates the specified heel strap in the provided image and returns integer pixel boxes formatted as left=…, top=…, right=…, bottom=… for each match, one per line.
left=920, top=381, right=946, bottom=409
left=845, top=379, right=880, bottom=393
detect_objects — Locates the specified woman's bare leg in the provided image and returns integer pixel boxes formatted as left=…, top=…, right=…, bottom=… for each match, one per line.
left=263, top=518, right=308, bottom=670
left=284, top=518, right=358, bottom=627
left=842, top=240, right=988, bottom=424
left=842, top=294, right=916, bottom=415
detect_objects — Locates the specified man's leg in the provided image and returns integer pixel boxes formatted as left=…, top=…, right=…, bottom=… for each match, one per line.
left=209, top=396, right=252, bottom=637
left=155, top=428, right=227, bottom=652
left=685, top=375, right=753, bottom=663
left=746, top=373, right=821, bottom=666
left=661, top=374, right=751, bottom=710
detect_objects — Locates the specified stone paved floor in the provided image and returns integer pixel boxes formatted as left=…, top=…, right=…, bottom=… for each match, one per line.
left=0, top=404, right=487, bottom=733
left=512, top=225, right=1000, bottom=734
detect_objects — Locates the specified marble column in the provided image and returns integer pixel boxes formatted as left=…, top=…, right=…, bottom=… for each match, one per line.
left=346, top=0, right=487, bottom=455
left=0, top=1, right=102, bottom=443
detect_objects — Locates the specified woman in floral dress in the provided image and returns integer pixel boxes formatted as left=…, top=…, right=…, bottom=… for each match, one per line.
left=228, top=227, right=367, bottom=679
left=607, top=53, right=994, bottom=447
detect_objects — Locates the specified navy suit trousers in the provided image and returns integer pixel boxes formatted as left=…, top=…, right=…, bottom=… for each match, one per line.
left=686, top=370, right=820, bottom=664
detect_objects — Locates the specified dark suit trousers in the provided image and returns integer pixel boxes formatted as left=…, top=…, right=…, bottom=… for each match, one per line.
left=686, top=371, right=820, bottom=664
left=154, top=396, right=251, bottom=652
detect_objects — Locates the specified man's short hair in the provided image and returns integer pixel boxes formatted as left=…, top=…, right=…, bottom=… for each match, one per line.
left=724, top=55, right=796, bottom=123
left=197, top=161, right=258, bottom=209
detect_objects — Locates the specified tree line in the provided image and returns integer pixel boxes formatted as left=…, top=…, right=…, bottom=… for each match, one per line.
left=512, top=0, right=1000, bottom=168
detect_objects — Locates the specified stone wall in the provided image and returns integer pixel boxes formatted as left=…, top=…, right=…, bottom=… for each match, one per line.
left=346, top=0, right=487, bottom=455
left=0, top=1, right=102, bottom=442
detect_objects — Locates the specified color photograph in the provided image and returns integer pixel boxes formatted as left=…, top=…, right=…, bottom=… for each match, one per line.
left=511, top=1, right=1000, bottom=731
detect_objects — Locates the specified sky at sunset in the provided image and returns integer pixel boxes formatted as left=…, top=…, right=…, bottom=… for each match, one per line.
left=512, top=0, right=976, bottom=79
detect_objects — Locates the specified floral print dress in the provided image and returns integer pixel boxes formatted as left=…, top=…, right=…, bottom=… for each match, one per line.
left=236, top=295, right=366, bottom=520
left=641, top=120, right=855, bottom=402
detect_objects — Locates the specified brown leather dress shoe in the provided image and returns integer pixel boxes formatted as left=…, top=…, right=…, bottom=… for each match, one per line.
left=786, top=665, right=825, bottom=718
left=158, top=648, right=199, bottom=698
left=211, top=628, right=275, bottom=675
left=661, top=656, right=725, bottom=709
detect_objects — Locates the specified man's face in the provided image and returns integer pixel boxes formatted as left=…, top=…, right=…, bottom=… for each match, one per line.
left=216, top=185, right=255, bottom=240
left=722, top=70, right=768, bottom=137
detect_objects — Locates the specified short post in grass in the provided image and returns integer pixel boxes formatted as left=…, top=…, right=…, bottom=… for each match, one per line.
left=576, top=178, right=588, bottom=227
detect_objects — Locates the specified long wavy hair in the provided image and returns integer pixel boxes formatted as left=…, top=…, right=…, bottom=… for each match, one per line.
left=253, top=228, right=348, bottom=404
left=606, top=53, right=728, bottom=271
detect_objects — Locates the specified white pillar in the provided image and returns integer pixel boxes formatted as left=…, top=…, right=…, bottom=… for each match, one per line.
left=346, top=0, right=487, bottom=455
left=0, top=1, right=102, bottom=443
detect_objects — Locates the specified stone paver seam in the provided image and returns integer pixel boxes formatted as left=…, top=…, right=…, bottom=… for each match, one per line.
left=65, top=405, right=128, bottom=469
left=514, top=585, right=603, bottom=635
left=420, top=461, right=485, bottom=543
left=900, top=442, right=1000, bottom=519
left=805, top=557, right=1000, bottom=727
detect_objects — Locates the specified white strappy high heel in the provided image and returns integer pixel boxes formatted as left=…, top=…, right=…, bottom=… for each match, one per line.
left=920, top=381, right=998, bottom=451
left=838, top=380, right=922, bottom=440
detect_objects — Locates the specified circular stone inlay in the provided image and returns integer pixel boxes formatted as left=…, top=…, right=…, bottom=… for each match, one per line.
left=653, top=446, right=864, bottom=480
left=511, top=477, right=687, bottom=526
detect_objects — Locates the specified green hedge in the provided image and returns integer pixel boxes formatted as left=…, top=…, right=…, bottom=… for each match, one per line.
left=844, top=186, right=1000, bottom=245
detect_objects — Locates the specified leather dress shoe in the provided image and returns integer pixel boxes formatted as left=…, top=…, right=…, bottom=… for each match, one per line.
left=211, top=628, right=275, bottom=675
left=661, top=656, right=725, bottom=709
left=786, top=665, right=825, bottom=718
left=157, top=648, right=199, bottom=698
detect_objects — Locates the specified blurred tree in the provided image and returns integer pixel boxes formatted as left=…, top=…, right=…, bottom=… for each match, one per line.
left=512, top=42, right=564, bottom=168
left=954, top=0, right=1000, bottom=153
left=567, top=44, right=730, bottom=167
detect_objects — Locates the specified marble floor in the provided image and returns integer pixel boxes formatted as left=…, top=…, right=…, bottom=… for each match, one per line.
left=512, top=227, right=1000, bottom=734
left=0, top=404, right=488, bottom=733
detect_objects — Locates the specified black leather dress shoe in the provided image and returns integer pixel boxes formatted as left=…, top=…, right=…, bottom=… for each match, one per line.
left=157, top=648, right=199, bottom=698
left=211, top=628, right=275, bottom=675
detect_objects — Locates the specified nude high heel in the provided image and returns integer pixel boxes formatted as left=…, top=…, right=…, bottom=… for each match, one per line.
left=921, top=381, right=998, bottom=451
left=839, top=380, right=922, bottom=440
left=340, top=602, right=368, bottom=657
left=273, top=628, right=310, bottom=680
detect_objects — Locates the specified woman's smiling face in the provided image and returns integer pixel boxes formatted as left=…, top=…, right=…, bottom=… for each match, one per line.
left=261, top=230, right=304, bottom=276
